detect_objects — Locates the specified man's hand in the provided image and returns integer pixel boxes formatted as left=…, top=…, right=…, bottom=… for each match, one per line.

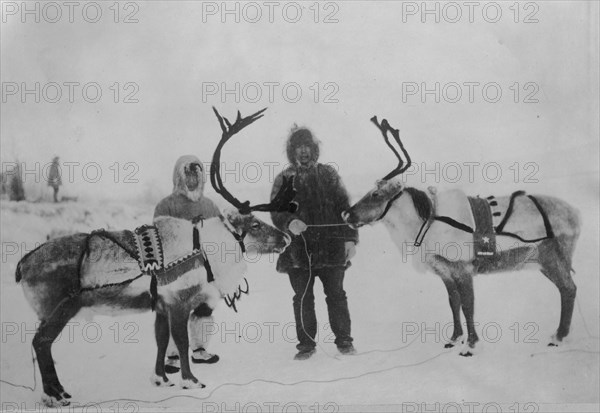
left=288, top=219, right=308, bottom=235
left=345, top=241, right=357, bottom=262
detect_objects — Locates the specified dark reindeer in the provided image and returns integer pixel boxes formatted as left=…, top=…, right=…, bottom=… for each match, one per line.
left=342, top=116, right=581, bottom=356
left=16, top=108, right=295, bottom=406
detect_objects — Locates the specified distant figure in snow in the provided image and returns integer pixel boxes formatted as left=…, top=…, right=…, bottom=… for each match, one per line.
left=47, top=156, right=62, bottom=203
left=154, top=155, right=221, bottom=372
left=270, top=126, right=359, bottom=360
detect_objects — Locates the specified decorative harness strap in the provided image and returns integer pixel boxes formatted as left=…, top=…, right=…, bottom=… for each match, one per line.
left=412, top=190, right=554, bottom=248
left=134, top=225, right=164, bottom=272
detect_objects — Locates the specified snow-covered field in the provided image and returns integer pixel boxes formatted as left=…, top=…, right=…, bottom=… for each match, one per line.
left=2, top=1, right=599, bottom=411
left=1, top=192, right=598, bottom=412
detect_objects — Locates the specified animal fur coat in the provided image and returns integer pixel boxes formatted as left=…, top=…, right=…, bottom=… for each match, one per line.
left=270, top=136, right=358, bottom=272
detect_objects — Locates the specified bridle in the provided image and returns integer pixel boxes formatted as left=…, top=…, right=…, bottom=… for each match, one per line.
left=217, top=214, right=247, bottom=254
left=376, top=189, right=404, bottom=221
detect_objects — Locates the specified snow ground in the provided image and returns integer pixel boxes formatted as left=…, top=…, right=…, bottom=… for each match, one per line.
left=0, top=195, right=598, bottom=413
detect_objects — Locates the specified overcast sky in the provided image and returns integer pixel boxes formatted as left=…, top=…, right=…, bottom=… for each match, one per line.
left=1, top=1, right=598, bottom=204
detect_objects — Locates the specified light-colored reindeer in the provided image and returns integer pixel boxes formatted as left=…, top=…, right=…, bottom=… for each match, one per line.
left=16, top=109, right=295, bottom=406
left=342, top=117, right=581, bottom=356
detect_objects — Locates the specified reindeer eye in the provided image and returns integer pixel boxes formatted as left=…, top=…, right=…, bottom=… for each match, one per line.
left=251, top=222, right=261, bottom=230
left=372, top=191, right=381, bottom=198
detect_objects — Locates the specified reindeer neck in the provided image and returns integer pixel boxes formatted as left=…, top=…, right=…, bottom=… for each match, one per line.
left=381, top=198, right=423, bottom=249
left=198, top=219, right=248, bottom=296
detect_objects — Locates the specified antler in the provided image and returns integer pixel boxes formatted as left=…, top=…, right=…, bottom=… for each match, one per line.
left=211, top=107, right=298, bottom=214
left=370, top=116, right=412, bottom=181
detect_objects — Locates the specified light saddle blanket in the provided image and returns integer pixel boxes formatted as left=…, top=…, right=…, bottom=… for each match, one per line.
left=79, top=226, right=204, bottom=290
left=418, top=189, right=552, bottom=262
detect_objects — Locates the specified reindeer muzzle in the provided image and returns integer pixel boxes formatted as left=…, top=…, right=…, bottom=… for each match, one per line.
left=342, top=210, right=362, bottom=229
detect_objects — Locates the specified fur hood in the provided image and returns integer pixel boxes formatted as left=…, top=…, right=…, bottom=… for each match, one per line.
left=286, top=127, right=320, bottom=165
left=172, top=155, right=205, bottom=202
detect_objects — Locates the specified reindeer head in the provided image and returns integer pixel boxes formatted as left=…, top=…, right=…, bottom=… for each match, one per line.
left=343, top=179, right=407, bottom=228
left=210, top=107, right=296, bottom=254
left=342, top=116, right=412, bottom=228
left=223, top=209, right=290, bottom=254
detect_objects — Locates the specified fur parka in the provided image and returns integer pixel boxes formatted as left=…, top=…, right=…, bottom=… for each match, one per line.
left=154, top=155, right=220, bottom=221
left=270, top=129, right=358, bottom=272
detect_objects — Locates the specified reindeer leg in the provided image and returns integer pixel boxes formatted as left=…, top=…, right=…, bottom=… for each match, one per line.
left=169, top=308, right=205, bottom=389
left=440, top=276, right=463, bottom=348
left=33, top=298, right=81, bottom=407
left=430, top=258, right=463, bottom=348
left=151, top=311, right=174, bottom=387
left=454, top=273, right=479, bottom=356
left=538, top=240, right=577, bottom=345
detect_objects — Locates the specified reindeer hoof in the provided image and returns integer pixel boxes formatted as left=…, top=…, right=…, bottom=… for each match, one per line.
left=150, top=373, right=174, bottom=387
left=181, top=378, right=205, bottom=389
left=41, top=393, right=70, bottom=407
left=548, top=334, right=562, bottom=347
left=459, top=341, right=478, bottom=357
left=444, top=336, right=464, bottom=349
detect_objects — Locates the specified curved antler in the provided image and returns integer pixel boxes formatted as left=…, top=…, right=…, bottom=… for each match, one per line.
left=211, top=107, right=298, bottom=214
left=370, top=116, right=412, bottom=181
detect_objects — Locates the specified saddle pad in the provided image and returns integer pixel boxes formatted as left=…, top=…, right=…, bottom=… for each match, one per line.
left=80, top=230, right=142, bottom=289
left=468, top=196, right=496, bottom=259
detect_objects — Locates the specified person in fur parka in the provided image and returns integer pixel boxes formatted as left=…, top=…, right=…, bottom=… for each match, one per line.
left=154, top=155, right=220, bottom=220
left=271, top=127, right=359, bottom=360
left=154, top=155, right=221, bottom=370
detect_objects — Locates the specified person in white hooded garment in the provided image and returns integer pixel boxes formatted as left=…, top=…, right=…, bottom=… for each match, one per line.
left=154, top=155, right=221, bottom=372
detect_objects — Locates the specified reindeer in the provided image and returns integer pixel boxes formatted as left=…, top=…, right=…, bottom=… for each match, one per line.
left=342, top=116, right=581, bottom=356
left=16, top=108, right=296, bottom=407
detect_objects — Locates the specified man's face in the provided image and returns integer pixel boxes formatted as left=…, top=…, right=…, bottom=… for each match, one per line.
left=295, top=144, right=312, bottom=166
left=184, top=163, right=202, bottom=191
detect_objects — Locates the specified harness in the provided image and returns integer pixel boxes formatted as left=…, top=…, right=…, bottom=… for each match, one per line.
left=216, top=214, right=247, bottom=254
left=54, top=214, right=250, bottom=312
left=410, top=190, right=554, bottom=251
left=377, top=190, right=405, bottom=221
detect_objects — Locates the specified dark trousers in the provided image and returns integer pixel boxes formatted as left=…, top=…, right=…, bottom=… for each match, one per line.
left=288, top=267, right=353, bottom=351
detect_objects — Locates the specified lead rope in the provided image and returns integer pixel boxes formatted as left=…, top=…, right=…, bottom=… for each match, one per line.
left=298, top=223, right=352, bottom=360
